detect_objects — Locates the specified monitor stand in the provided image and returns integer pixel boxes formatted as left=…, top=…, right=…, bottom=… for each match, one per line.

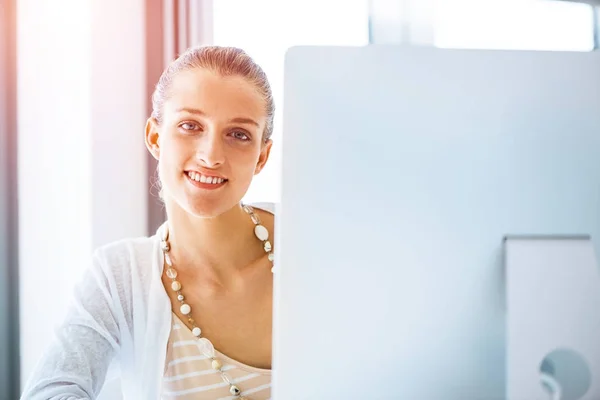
left=505, top=235, right=600, bottom=400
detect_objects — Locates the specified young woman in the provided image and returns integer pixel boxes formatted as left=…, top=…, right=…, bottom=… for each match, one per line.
left=21, top=46, right=276, bottom=400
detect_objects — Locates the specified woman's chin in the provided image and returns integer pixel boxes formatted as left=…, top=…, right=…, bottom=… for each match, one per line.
left=162, top=182, right=249, bottom=219
left=181, top=195, right=239, bottom=219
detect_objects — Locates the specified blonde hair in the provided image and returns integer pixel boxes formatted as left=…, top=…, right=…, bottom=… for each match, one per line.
left=151, top=45, right=275, bottom=142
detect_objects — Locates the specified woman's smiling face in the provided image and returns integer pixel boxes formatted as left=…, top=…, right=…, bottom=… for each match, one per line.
left=146, top=67, right=272, bottom=218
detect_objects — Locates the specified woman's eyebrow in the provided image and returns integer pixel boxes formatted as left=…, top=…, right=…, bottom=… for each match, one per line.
left=175, top=107, right=259, bottom=127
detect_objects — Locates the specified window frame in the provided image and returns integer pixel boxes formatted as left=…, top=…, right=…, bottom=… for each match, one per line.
left=432, top=0, right=597, bottom=51
left=0, top=0, right=21, bottom=396
left=368, top=0, right=598, bottom=50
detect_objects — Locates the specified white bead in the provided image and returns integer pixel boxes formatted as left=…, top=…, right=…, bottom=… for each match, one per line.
left=177, top=294, right=184, bottom=301
left=229, top=385, right=241, bottom=396
left=166, top=268, right=177, bottom=279
left=164, top=253, right=172, bottom=266
left=197, top=338, right=215, bottom=357
left=211, top=359, right=222, bottom=370
left=264, top=241, right=272, bottom=252
left=171, top=281, right=181, bottom=291
left=254, top=225, right=269, bottom=241
left=180, top=304, right=191, bottom=315
left=268, top=253, right=274, bottom=262
left=192, top=327, right=201, bottom=337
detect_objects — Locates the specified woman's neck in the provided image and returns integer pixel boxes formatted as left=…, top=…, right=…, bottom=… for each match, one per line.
left=164, top=200, right=261, bottom=283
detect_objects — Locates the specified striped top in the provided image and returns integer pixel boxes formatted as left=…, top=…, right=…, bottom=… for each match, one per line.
left=162, top=313, right=272, bottom=399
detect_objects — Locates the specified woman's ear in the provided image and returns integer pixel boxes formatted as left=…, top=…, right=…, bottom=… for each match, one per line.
left=145, top=118, right=161, bottom=160
left=255, top=139, right=273, bottom=175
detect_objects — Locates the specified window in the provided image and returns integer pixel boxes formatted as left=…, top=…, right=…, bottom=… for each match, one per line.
left=434, top=0, right=596, bottom=51
left=212, top=0, right=370, bottom=203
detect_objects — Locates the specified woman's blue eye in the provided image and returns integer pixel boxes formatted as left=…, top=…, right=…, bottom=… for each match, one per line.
left=180, top=122, right=198, bottom=131
left=232, top=131, right=250, bottom=141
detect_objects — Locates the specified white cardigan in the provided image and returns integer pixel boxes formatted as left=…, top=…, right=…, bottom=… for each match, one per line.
left=20, top=203, right=276, bottom=400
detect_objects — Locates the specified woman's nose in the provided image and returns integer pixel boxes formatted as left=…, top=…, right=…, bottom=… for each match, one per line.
left=195, top=134, right=225, bottom=167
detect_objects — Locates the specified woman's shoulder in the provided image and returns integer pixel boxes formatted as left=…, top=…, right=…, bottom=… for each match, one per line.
left=249, top=201, right=277, bottom=215
left=91, top=230, right=162, bottom=285
left=95, top=234, right=157, bottom=264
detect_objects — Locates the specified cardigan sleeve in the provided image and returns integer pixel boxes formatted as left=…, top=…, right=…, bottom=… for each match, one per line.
left=20, top=250, right=121, bottom=400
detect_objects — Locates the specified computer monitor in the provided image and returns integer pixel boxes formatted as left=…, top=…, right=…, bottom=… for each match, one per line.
left=272, top=45, right=600, bottom=399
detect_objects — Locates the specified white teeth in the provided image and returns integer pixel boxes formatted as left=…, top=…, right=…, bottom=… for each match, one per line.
left=188, top=172, right=225, bottom=185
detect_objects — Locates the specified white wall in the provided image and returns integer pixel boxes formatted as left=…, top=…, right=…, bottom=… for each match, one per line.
left=18, top=0, right=148, bottom=397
